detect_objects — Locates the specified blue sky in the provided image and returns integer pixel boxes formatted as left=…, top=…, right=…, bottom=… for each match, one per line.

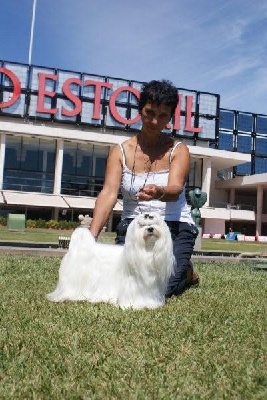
left=0, top=0, right=267, bottom=114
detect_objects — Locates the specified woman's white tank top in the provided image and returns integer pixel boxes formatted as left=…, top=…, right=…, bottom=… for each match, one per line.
left=119, top=142, right=194, bottom=223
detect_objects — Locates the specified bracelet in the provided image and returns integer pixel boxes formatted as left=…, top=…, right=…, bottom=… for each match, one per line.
left=158, top=186, right=165, bottom=201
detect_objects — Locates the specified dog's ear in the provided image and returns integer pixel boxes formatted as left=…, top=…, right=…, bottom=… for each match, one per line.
left=78, top=214, right=84, bottom=222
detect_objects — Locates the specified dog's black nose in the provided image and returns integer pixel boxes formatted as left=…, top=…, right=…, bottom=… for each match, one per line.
left=147, top=227, right=154, bottom=233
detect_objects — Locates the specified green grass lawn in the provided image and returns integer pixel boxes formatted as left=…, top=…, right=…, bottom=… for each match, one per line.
left=0, top=226, right=70, bottom=243
left=0, top=255, right=266, bottom=399
left=0, top=226, right=116, bottom=245
left=201, top=239, right=267, bottom=254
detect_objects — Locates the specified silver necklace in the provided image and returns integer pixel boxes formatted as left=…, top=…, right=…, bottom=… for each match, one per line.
left=129, top=135, right=160, bottom=210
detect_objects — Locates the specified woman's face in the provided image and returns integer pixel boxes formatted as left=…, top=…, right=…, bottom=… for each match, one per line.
left=140, top=101, right=172, bottom=134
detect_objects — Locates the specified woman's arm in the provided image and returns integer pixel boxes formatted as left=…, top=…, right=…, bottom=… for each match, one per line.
left=136, top=143, right=190, bottom=202
left=90, top=145, right=123, bottom=238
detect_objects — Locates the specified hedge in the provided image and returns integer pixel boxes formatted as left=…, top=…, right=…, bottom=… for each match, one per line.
left=0, top=217, right=79, bottom=230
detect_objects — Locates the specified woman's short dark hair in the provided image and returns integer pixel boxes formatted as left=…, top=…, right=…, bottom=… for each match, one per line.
left=138, top=80, right=178, bottom=117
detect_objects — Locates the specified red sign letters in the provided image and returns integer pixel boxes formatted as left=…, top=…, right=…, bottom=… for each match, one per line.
left=0, top=67, right=202, bottom=133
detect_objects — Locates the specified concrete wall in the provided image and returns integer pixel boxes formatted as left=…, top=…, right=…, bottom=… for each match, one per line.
left=209, top=169, right=228, bottom=207
left=203, top=218, right=225, bottom=235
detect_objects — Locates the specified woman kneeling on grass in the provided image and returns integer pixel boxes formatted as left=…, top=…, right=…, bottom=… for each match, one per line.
left=90, top=79, right=199, bottom=296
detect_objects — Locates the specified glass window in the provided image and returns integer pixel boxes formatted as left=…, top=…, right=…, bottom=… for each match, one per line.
left=30, top=67, right=56, bottom=91
left=256, top=116, right=267, bottom=134
left=57, top=70, right=81, bottom=95
left=28, top=95, right=52, bottom=119
left=4, top=135, right=56, bottom=193
left=82, top=75, right=107, bottom=99
left=218, top=131, right=234, bottom=151
left=1, top=93, right=26, bottom=116
left=81, top=101, right=102, bottom=125
left=199, top=93, right=218, bottom=116
left=95, top=156, right=107, bottom=177
left=62, top=142, right=93, bottom=176
left=255, top=136, right=267, bottom=156
left=238, top=113, right=253, bottom=133
left=220, top=110, right=234, bottom=130
left=255, top=157, right=267, bottom=174
left=237, top=134, right=252, bottom=153
left=187, top=159, right=202, bottom=189
left=76, top=143, right=93, bottom=177
left=235, top=162, right=252, bottom=175
left=61, top=142, right=108, bottom=197
left=106, top=106, right=128, bottom=128
left=130, top=81, right=143, bottom=105
left=3, top=63, right=28, bottom=88
left=106, top=78, right=130, bottom=103
left=21, top=137, right=39, bottom=171
left=56, top=98, right=77, bottom=122
left=5, top=135, right=21, bottom=169
left=198, top=118, right=216, bottom=140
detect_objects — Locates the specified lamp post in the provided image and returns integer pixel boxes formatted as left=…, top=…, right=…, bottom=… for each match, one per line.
left=28, top=0, right=37, bottom=65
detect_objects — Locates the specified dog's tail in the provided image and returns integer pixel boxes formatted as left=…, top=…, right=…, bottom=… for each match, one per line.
left=46, top=227, right=97, bottom=302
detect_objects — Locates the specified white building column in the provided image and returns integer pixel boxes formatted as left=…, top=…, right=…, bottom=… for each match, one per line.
left=53, top=139, right=64, bottom=195
left=256, top=185, right=263, bottom=236
left=229, top=188, right=235, bottom=205
left=0, top=133, right=6, bottom=190
left=106, top=211, right=113, bottom=232
left=201, top=158, right=211, bottom=206
left=53, top=139, right=64, bottom=220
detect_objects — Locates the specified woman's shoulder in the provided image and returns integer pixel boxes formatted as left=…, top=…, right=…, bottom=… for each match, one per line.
left=108, top=143, right=125, bottom=162
left=161, top=136, right=187, bottom=151
left=111, top=137, right=137, bottom=166
left=120, top=137, right=138, bottom=154
left=122, top=136, right=137, bottom=146
left=168, top=140, right=189, bottom=162
left=110, top=138, right=135, bottom=151
left=170, top=139, right=188, bottom=150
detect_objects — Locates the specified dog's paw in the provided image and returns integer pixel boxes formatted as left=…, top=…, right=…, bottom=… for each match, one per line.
left=46, top=291, right=66, bottom=302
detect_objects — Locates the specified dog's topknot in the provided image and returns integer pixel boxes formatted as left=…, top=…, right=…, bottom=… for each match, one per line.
left=78, top=214, right=92, bottom=228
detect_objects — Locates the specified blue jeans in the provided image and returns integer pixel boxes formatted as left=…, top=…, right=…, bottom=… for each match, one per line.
left=115, top=219, right=198, bottom=297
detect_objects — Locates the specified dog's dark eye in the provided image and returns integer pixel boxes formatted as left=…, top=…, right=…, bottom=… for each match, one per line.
left=149, top=215, right=153, bottom=219
left=144, top=214, right=149, bottom=219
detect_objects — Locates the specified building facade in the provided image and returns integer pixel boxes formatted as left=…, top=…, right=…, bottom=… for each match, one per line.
left=0, top=61, right=266, bottom=235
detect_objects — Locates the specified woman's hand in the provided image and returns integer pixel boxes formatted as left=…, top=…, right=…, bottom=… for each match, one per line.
left=136, top=185, right=164, bottom=201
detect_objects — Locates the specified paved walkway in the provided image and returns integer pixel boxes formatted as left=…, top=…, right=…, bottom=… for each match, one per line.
left=0, top=245, right=66, bottom=257
left=0, top=243, right=266, bottom=264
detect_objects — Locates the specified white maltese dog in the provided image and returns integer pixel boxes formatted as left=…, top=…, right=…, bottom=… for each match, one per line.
left=47, top=212, right=175, bottom=309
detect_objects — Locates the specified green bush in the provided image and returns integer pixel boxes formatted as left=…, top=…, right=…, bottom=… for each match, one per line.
left=0, top=216, right=7, bottom=226
left=26, top=218, right=79, bottom=230
left=26, top=219, right=37, bottom=228
left=35, top=218, right=46, bottom=228
left=45, top=220, right=59, bottom=229
left=58, top=220, right=79, bottom=230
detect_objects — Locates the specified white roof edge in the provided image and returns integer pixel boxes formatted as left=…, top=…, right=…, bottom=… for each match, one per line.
left=2, top=191, right=69, bottom=208
left=216, top=172, right=267, bottom=189
left=62, top=195, right=96, bottom=209
left=1, top=190, right=123, bottom=211
left=0, top=120, right=131, bottom=146
left=188, top=145, right=250, bottom=163
left=0, top=120, right=251, bottom=165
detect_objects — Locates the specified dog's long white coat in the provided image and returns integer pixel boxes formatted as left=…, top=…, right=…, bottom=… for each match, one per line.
left=47, top=213, right=175, bottom=309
